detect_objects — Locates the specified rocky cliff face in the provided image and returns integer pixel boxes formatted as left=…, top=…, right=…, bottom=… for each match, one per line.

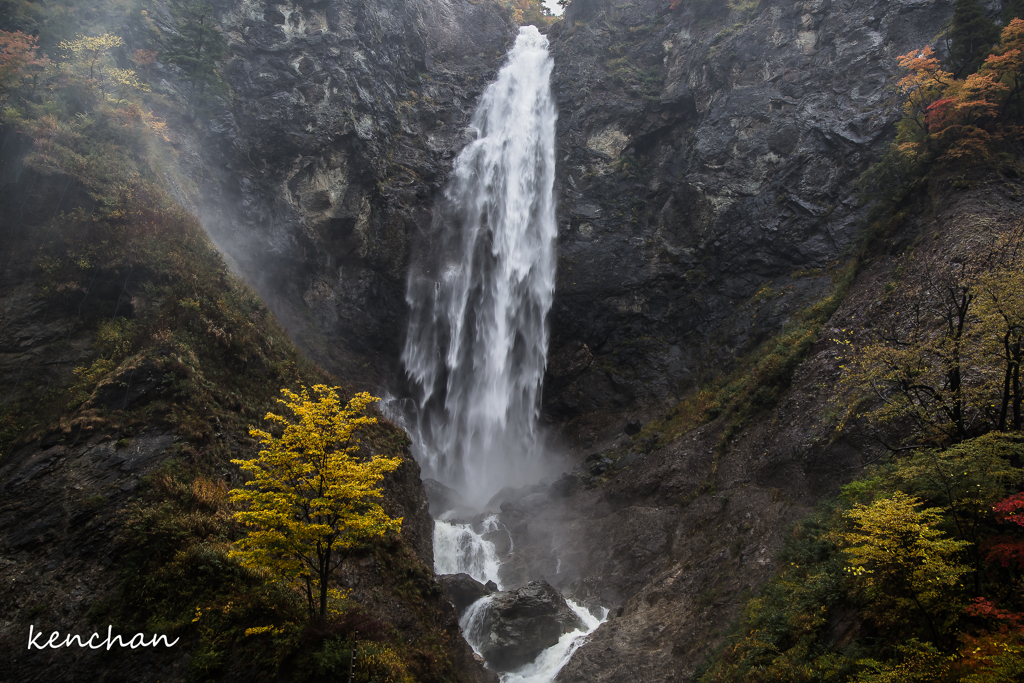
left=543, top=0, right=954, bottom=429
left=183, top=0, right=517, bottom=385
left=454, top=174, right=1024, bottom=682
left=189, top=0, right=960, bottom=441
left=0, top=163, right=493, bottom=681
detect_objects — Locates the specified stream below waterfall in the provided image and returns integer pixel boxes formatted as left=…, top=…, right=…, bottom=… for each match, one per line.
left=390, top=24, right=605, bottom=682
left=434, top=519, right=607, bottom=683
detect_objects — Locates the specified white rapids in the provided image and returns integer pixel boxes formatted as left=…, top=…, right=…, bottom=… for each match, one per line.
left=433, top=515, right=504, bottom=589
left=460, top=595, right=608, bottom=683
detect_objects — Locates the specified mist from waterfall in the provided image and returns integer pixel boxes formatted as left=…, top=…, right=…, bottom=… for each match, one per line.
left=400, top=26, right=558, bottom=507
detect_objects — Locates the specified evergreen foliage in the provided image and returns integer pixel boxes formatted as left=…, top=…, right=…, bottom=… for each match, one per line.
left=163, top=0, right=226, bottom=119
left=947, top=0, right=999, bottom=77
left=1005, top=0, right=1024, bottom=24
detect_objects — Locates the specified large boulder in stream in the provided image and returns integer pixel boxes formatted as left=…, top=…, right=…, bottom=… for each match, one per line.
left=439, top=573, right=495, bottom=616
left=465, top=580, right=586, bottom=672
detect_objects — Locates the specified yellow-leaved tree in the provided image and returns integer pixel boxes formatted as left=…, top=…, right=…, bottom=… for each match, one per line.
left=58, top=33, right=123, bottom=81
left=230, top=386, right=403, bottom=618
left=841, top=491, right=971, bottom=643
left=57, top=33, right=148, bottom=102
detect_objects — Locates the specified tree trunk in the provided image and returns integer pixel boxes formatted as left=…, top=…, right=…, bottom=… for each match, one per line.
left=320, top=546, right=331, bottom=617
left=1012, top=337, right=1022, bottom=431
left=305, top=576, right=316, bottom=620
left=1000, top=330, right=1013, bottom=431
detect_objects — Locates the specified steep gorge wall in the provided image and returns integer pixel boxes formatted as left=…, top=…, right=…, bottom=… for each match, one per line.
left=539, top=177, right=1024, bottom=683
left=5, top=0, right=1010, bottom=680
left=544, top=0, right=955, bottom=438
left=186, top=0, right=958, bottom=434
left=159, top=3, right=1018, bottom=681
left=183, top=0, right=517, bottom=385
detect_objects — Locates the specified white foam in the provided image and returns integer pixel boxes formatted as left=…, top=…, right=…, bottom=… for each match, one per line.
left=433, top=518, right=503, bottom=589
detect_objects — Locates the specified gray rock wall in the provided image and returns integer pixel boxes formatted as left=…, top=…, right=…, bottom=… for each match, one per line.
left=189, top=0, right=958, bottom=431
left=189, top=0, right=516, bottom=384
left=544, top=0, right=954, bottom=420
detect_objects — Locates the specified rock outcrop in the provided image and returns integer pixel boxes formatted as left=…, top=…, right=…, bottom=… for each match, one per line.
left=439, top=572, right=495, bottom=616
left=424, top=477, right=468, bottom=517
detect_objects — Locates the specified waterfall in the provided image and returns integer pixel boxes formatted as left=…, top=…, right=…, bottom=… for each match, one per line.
left=400, top=25, right=558, bottom=507
left=396, top=25, right=598, bottom=683
left=499, top=601, right=608, bottom=683
left=433, top=515, right=504, bottom=588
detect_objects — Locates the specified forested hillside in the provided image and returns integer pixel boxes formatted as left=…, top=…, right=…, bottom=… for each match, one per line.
left=695, top=10, right=1024, bottom=683
left=0, top=1, right=492, bottom=681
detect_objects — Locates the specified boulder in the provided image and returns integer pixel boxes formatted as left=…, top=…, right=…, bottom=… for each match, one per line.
left=423, top=478, right=466, bottom=517
left=438, top=573, right=494, bottom=616
left=481, top=527, right=512, bottom=557
left=463, top=581, right=586, bottom=672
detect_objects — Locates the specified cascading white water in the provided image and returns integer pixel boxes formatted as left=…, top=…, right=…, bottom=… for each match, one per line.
left=400, top=25, right=558, bottom=506
left=501, top=601, right=608, bottom=683
left=433, top=515, right=504, bottom=588
left=460, top=596, right=608, bottom=683
left=395, top=26, right=601, bottom=683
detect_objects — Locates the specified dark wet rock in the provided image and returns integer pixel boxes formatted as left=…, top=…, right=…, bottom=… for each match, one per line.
left=611, top=451, right=642, bottom=471
left=482, top=526, right=512, bottom=557
left=543, top=0, right=957, bottom=417
left=439, top=572, right=495, bottom=616
left=86, top=359, right=168, bottom=412
left=485, top=482, right=548, bottom=511
left=174, top=0, right=517, bottom=387
left=549, top=472, right=579, bottom=498
left=423, top=477, right=466, bottom=517
left=469, top=581, right=586, bottom=672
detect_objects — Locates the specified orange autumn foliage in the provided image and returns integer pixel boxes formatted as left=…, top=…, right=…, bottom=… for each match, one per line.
left=0, top=30, right=49, bottom=105
left=896, top=20, right=1024, bottom=168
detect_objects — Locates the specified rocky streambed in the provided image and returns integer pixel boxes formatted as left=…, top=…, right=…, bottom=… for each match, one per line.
left=430, top=487, right=608, bottom=682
